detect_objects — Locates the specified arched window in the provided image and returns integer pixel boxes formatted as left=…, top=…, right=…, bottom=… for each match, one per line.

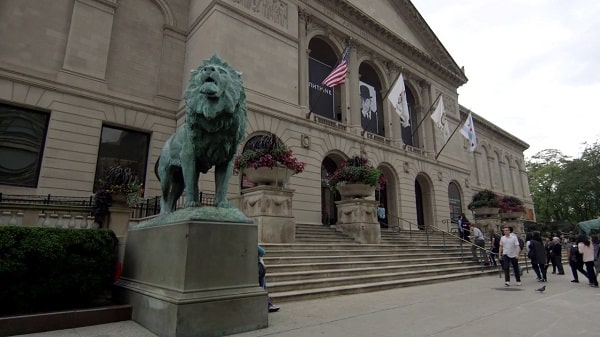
left=448, top=182, right=462, bottom=222
left=359, top=63, right=384, bottom=136
left=401, top=87, right=418, bottom=146
left=308, top=38, right=342, bottom=121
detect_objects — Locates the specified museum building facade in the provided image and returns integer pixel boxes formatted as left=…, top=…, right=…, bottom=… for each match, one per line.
left=0, top=0, right=534, bottom=229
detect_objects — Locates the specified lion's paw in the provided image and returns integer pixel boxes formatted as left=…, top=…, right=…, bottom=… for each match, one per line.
left=215, top=200, right=234, bottom=208
left=184, top=201, right=201, bottom=208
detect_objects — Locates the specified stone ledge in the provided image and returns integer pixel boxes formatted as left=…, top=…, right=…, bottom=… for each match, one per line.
left=0, top=304, right=132, bottom=337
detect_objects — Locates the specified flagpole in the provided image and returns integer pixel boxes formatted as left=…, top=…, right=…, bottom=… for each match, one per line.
left=403, top=92, right=442, bottom=149
left=434, top=113, right=470, bottom=160
left=382, top=71, right=402, bottom=101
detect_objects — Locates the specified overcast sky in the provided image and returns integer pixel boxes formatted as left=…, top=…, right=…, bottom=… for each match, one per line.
left=412, top=0, right=600, bottom=159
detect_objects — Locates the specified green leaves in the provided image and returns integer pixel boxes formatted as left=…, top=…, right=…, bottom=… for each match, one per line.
left=526, top=140, right=600, bottom=224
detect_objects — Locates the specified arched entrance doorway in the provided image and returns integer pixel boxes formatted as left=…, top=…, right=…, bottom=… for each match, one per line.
left=415, top=173, right=434, bottom=230
left=376, top=164, right=397, bottom=228
left=321, top=155, right=343, bottom=225
left=448, top=181, right=462, bottom=223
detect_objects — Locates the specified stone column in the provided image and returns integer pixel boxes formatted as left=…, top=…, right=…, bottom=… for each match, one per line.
left=298, top=10, right=309, bottom=109
left=347, top=42, right=360, bottom=132
left=155, top=26, right=186, bottom=108
left=59, top=0, right=116, bottom=86
left=240, top=186, right=296, bottom=243
left=335, top=199, right=380, bottom=244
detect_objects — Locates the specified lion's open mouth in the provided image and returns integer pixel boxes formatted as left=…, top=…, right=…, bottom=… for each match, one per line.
left=200, top=77, right=220, bottom=97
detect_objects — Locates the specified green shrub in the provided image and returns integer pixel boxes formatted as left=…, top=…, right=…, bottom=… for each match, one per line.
left=0, top=226, right=118, bottom=316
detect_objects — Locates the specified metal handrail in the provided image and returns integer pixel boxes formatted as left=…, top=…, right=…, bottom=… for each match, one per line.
left=386, top=213, right=420, bottom=239
left=416, top=222, right=504, bottom=273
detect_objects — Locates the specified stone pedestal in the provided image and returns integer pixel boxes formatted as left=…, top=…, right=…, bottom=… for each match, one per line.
left=240, top=186, right=295, bottom=243
left=471, top=207, right=500, bottom=233
left=114, top=217, right=268, bottom=337
left=108, top=204, right=131, bottom=264
left=335, top=199, right=380, bottom=244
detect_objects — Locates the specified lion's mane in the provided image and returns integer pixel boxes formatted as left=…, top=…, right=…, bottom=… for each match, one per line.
left=156, top=54, right=247, bottom=212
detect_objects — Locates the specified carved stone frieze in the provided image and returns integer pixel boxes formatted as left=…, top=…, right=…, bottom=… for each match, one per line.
left=241, top=186, right=294, bottom=217
left=335, top=199, right=380, bottom=244
left=230, top=0, right=289, bottom=29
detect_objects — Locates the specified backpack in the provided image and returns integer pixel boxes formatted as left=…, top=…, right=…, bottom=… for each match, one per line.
left=492, top=234, right=500, bottom=249
left=518, top=238, right=524, bottom=252
left=569, top=243, right=580, bottom=263
left=527, top=242, right=536, bottom=259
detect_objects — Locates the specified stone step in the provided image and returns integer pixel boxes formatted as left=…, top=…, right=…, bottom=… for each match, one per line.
left=269, top=266, right=496, bottom=293
left=263, top=251, right=470, bottom=265
left=267, top=261, right=483, bottom=282
left=270, top=270, right=500, bottom=303
left=260, top=225, right=512, bottom=303
left=262, top=247, right=465, bottom=257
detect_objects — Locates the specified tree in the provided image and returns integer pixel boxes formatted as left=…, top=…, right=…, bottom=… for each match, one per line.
left=526, top=149, right=569, bottom=223
left=527, top=141, right=600, bottom=225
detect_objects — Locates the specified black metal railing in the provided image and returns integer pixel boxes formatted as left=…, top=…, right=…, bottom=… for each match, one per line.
left=0, top=192, right=216, bottom=219
left=130, top=192, right=216, bottom=218
left=0, top=193, right=94, bottom=207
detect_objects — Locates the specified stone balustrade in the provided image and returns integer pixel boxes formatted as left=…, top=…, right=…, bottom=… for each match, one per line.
left=0, top=204, right=97, bottom=229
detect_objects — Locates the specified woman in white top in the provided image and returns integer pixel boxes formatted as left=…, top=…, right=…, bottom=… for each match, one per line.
left=577, top=235, right=599, bottom=287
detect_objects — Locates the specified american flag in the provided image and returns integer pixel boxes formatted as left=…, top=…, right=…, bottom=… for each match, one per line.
left=321, top=46, right=350, bottom=88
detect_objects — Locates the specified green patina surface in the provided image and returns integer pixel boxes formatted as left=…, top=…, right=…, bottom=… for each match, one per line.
left=134, top=206, right=252, bottom=229
left=156, top=54, right=247, bottom=214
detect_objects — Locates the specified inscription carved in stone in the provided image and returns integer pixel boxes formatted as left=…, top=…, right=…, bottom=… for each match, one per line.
left=231, top=0, right=288, bottom=28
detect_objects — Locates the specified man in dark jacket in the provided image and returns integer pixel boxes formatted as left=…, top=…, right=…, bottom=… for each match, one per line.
left=529, top=232, right=548, bottom=282
left=550, top=236, right=564, bottom=275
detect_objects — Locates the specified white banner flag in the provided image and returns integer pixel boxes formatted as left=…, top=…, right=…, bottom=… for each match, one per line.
left=387, top=73, right=410, bottom=127
left=459, top=112, right=478, bottom=152
left=430, top=96, right=450, bottom=142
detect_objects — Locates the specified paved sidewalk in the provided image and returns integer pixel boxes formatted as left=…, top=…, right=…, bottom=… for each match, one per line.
left=17, top=271, right=600, bottom=337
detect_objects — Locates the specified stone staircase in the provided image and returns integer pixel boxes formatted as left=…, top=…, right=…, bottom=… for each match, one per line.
left=263, top=224, right=503, bottom=303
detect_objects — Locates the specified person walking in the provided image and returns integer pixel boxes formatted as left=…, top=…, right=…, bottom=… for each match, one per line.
left=577, top=235, right=599, bottom=287
left=567, top=236, right=588, bottom=283
left=592, top=235, right=600, bottom=277
left=470, top=223, right=486, bottom=263
left=377, top=204, right=387, bottom=228
left=489, top=229, right=500, bottom=267
left=550, top=236, right=564, bottom=275
left=545, top=236, right=555, bottom=274
left=457, top=213, right=468, bottom=240
left=499, top=226, right=521, bottom=286
left=528, top=232, right=548, bottom=282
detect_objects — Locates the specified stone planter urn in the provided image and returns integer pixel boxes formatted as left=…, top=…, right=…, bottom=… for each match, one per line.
left=336, top=183, right=375, bottom=200
left=472, top=207, right=500, bottom=218
left=500, top=211, right=524, bottom=219
left=244, top=166, right=294, bottom=186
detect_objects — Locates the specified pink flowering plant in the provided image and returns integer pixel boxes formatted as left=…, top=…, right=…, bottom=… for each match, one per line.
left=498, top=195, right=525, bottom=213
left=327, top=156, right=385, bottom=190
left=234, top=144, right=305, bottom=175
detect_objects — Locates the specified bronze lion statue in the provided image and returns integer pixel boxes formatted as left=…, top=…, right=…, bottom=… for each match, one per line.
left=156, top=55, right=246, bottom=213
